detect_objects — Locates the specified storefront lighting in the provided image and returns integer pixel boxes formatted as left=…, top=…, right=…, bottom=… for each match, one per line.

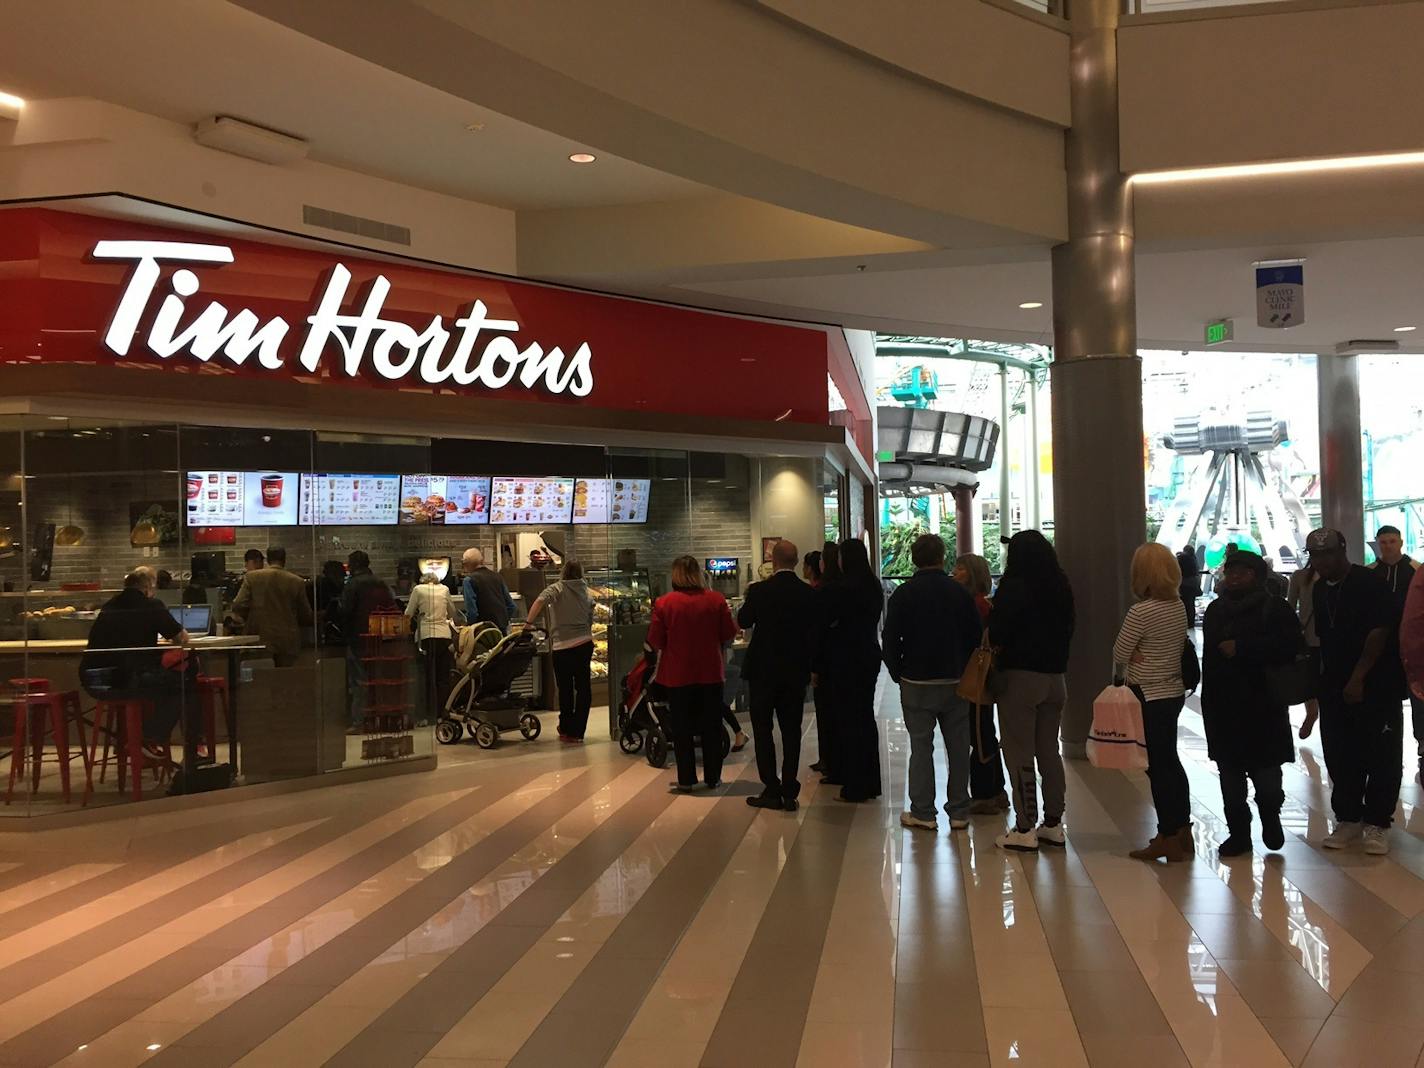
left=1131, top=150, right=1424, bottom=185
left=568, top=152, right=597, bottom=164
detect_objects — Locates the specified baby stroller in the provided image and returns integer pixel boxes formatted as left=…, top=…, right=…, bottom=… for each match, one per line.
left=438, top=623, right=542, bottom=749
left=617, top=646, right=730, bottom=769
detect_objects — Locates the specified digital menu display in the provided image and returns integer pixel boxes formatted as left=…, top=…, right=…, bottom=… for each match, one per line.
left=489, top=477, right=574, bottom=525
left=399, top=475, right=491, bottom=525
left=572, top=478, right=651, bottom=524
left=186, top=471, right=301, bottom=527
left=299, top=474, right=401, bottom=526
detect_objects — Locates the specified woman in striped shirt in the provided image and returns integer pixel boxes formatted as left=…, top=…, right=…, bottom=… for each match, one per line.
left=1114, top=543, right=1191, bottom=862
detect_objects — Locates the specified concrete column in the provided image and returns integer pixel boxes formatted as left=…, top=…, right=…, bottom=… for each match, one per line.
left=1317, top=353, right=1365, bottom=557
left=952, top=484, right=979, bottom=555
left=999, top=365, right=1013, bottom=539
left=1050, top=0, right=1143, bottom=758
left=1028, top=372, right=1042, bottom=528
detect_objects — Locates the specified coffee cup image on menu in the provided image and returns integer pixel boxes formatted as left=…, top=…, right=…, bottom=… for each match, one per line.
left=260, top=473, right=284, bottom=507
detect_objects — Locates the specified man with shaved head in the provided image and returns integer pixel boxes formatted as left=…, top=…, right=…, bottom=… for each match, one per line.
left=738, top=539, right=817, bottom=812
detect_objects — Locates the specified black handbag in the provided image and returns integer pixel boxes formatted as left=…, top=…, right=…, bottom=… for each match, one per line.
left=1258, top=599, right=1317, bottom=707
left=1264, top=650, right=1318, bottom=707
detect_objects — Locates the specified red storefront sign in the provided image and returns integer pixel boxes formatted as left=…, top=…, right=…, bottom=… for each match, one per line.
left=0, top=208, right=869, bottom=450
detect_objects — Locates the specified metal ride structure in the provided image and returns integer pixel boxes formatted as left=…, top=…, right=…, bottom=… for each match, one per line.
left=875, top=338, right=1049, bottom=548
left=1154, top=409, right=1312, bottom=568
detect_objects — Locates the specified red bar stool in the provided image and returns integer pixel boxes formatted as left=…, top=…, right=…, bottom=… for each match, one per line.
left=91, top=698, right=165, bottom=802
left=5, top=688, right=89, bottom=805
left=196, top=675, right=230, bottom=761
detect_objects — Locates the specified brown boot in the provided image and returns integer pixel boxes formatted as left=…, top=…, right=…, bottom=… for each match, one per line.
left=1129, top=827, right=1193, bottom=862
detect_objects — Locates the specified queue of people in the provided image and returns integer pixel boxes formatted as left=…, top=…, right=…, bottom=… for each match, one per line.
left=1112, top=524, right=1417, bottom=862
left=642, top=537, right=887, bottom=807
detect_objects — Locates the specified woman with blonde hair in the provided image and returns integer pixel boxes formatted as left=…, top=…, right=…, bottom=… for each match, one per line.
left=1114, top=542, right=1192, bottom=862
left=649, top=555, right=739, bottom=791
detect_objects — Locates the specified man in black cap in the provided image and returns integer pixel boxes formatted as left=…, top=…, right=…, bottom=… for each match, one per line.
left=1371, top=524, right=1423, bottom=779
left=1308, top=528, right=1402, bottom=855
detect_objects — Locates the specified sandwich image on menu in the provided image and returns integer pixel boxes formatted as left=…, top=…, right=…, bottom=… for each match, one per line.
left=399, top=475, right=490, bottom=525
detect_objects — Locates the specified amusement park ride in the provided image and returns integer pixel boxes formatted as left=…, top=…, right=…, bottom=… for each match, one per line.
left=1154, top=409, right=1313, bottom=569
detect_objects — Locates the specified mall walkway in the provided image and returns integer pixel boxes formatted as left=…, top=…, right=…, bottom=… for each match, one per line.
left=1, top=681, right=1423, bottom=1068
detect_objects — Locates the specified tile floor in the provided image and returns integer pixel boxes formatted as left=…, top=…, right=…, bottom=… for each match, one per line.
left=2, top=678, right=1424, bottom=1067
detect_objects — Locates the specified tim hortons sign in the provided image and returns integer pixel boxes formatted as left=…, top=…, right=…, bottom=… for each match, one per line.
left=92, top=240, right=595, bottom=396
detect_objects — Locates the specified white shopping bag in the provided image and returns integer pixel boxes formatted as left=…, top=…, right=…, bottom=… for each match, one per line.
left=1087, top=685, right=1148, bottom=770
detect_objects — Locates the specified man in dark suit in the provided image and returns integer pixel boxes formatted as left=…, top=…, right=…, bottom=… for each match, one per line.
left=738, top=539, right=817, bottom=812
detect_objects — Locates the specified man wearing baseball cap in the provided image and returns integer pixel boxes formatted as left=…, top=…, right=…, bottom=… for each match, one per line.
left=1307, top=528, right=1403, bottom=855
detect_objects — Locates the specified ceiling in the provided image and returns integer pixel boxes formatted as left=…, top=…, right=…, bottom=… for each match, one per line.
left=0, top=0, right=712, bottom=210
left=674, top=234, right=1424, bottom=354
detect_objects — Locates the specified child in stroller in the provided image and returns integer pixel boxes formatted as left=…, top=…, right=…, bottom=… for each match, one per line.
left=438, top=623, right=543, bottom=749
left=617, top=645, right=731, bottom=769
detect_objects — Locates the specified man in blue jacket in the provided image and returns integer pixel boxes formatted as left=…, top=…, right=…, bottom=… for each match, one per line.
left=883, top=534, right=983, bottom=832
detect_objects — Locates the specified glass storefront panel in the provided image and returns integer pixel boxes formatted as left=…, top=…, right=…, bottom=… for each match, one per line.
left=1360, top=354, right=1423, bottom=562
left=1, top=412, right=834, bottom=816
left=311, top=432, right=432, bottom=771
left=17, top=419, right=187, bottom=816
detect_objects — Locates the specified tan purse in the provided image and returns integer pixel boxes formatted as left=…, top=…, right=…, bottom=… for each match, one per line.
left=956, top=631, right=995, bottom=706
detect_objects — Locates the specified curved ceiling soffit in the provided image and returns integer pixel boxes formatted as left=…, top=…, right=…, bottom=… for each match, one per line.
left=229, top=0, right=1066, bottom=248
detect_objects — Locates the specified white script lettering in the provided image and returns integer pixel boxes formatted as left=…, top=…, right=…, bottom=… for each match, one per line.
left=92, top=240, right=595, bottom=397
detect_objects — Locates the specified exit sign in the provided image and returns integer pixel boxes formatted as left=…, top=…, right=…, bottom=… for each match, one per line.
left=1205, top=319, right=1234, bottom=345
left=876, top=450, right=895, bottom=462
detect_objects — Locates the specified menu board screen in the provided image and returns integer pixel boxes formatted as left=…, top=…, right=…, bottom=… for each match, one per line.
left=489, top=477, right=574, bottom=525
left=186, top=471, right=300, bottom=527
left=572, top=478, right=651, bottom=524
left=398, top=476, right=491, bottom=525
left=299, top=474, right=401, bottom=526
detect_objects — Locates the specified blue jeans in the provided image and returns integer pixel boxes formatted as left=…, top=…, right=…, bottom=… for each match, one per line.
left=900, top=681, right=971, bottom=822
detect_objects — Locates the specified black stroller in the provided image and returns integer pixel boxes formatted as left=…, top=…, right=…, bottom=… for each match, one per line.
left=617, top=646, right=730, bottom=769
left=438, top=624, right=542, bottom=749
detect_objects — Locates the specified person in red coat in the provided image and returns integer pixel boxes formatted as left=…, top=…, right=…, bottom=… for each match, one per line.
left=648, top=555, right=740, bottom=791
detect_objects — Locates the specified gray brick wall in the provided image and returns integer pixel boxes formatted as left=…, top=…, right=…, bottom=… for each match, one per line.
left=19, top=473, right=752, bottom=595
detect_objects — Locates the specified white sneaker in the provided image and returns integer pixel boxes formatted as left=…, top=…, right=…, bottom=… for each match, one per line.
left=949, top=817, right=970, bottom=830
left=1037, top=823, right=1066, bottom=847
left=997, top=827, right=1039, bottom=852
left=1363, top=825, right=1390, bottom=855
left=900, top=812, right=937, bottom=831
left=1322, top=821, right=1364, bottom=849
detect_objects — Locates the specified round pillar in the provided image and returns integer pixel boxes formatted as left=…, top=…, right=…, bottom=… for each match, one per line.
left=1050, top=0, right=1144, bottom=757
left=1317, top=353, right=1365, bottom=556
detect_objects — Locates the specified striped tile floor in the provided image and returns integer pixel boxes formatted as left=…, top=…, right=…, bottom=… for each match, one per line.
left=3, top=678, right=1424, bottom=1067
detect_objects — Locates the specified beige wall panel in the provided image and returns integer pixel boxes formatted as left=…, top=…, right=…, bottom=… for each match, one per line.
left=755, top=0, right=1070, bottom=126
left=1121, top=1, right=1424, bottom=172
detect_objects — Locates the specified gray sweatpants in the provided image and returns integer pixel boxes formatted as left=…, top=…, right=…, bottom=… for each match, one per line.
left=996, top=669, right=1067, bottom=830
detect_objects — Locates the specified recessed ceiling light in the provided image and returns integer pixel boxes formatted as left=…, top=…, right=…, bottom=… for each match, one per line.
left=568, top=152, right=597, bottom=164
left=1019, top=301, right=1043, bottom=310
left=1395, top=326, right=1417, bottom=332
left=1132, top=150, right=1424, bottom=185
left=464, top=121, right=485, bottom=133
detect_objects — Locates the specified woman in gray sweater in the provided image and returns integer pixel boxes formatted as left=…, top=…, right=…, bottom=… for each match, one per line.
left=526, top=560, right=596, bottom=742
